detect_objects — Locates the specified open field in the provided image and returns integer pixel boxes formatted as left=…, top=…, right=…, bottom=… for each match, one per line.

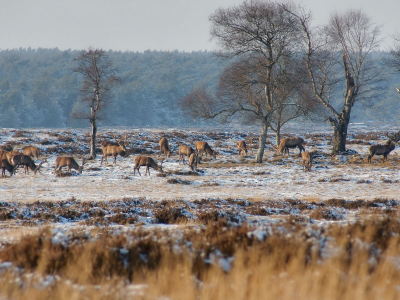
left=0, top=125, right=399, bottom=299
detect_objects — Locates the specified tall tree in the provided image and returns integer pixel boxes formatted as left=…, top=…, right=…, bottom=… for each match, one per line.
left=73, top=48, right=119, bottom=159
left=182, top=0, right=302, bottom=163
left=288, top=7, right=383, bottom=153
left=385, top=33, right=400, bottom=142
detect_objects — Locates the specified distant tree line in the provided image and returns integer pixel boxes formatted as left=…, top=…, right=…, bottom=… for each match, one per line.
left=0, top=47, right=398, bottom=129
left=0, top=48, right=224, bottom=128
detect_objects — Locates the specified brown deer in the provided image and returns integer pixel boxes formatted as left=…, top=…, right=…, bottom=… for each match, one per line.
left=178, top=144, right=195, bottom=164
left=55, top=157, right=85, bottom=173
left=278, top=137, right=305, bottom=156
left=188, top=152, right=199, bottom=171
left=10, top=155, right=45, bottom=175
left=194, top=141, right=218, bottom=159
left=22, top=146, right=40, bottom=160
left=301, top=151, right=314, bottom=172
left=100, top=135, right=128, bottom=165
left=5, top=151, right=23, bottom=164
left=368, top=140, right=396, bottom=163
left=1, top=159, right=16, bottom=177
left=159, top=137, right=172, bottom=157
left=236, top=141, right=248, bottom=156
left=133, top=156, right=163, bottom=176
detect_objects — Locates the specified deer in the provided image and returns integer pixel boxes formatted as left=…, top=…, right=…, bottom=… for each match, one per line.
left=133, top=156, right=163, bottom=176
left=301, top=151, right=314, bottom=172
left=188, top=152, right=199, bottom=171
left=10, top=154, right=46, bottom=175
left=55, top=157, right=85, bottom=173
left=236, top=140, right=248, bottom=156
left=178, top=144, right=195, bottom=165
left=5, top=151, right=23, bottom=164
left=159, top=137, right=172, bottom=157
left=22, top=146, right=40, bottom=160
left=278, top=137, right=305, bottom=156
left=1, top=159, right=16, bottom=177
left=367, top=140, right=396, bottom=164
left=194, top=141, right=218, bottom=159
left=100, top=134, right=128, bottom=165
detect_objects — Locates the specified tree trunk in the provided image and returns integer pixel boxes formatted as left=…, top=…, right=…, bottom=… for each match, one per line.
left=256, top=118, right=268, bottom=163
left=329, top=117, right=349, bottom=154
left=275, top=123, right=281, bottom=147
left=89, top=106, right=97, bottom=159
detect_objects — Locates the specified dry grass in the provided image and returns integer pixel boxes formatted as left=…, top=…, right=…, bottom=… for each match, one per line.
left=1, top=217, right=400, bottom=299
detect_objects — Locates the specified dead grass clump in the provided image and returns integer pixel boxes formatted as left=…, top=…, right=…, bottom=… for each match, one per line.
left=325, top=199, right=366, bottom=209
left=57, top=136, right=74, bottom=143
left=55, top=171, right=74, bottom=177
left=171, top=170, right=200, bottom=176
left=166, top=178, right=191, bottom=185
left=309, top=208, right=343, bottom=220
left=357, top=179, right=372, bottom=184
left=155, top=207, right=189, bottom=224
left=198, top=210, right=220, bottom=224
left=247, top=207, right=271, bottom=216
left=108, top=213, right=138, bottom=225
left=328, top=177, right=350, bottom=182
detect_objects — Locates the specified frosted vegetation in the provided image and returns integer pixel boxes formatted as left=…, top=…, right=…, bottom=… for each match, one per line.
left=0, top=125, right=399, bottom=299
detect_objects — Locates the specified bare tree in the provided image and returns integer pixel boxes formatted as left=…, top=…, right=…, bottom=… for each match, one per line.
left=385, top=33, right=400, bottom=142
left=182, top=0, right=303, bottom=163
left=288, top=7, right=383, bottom=153
left=73, top=48, right=119, bottom=159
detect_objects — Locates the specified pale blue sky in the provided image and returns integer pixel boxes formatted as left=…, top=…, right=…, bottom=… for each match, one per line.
left=0, top=0, right=398, bottom=52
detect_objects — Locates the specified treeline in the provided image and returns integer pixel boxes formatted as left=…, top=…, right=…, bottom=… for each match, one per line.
left=0, top=48, right=398, bottom=128
left=0, top=48, right=224, bottom=128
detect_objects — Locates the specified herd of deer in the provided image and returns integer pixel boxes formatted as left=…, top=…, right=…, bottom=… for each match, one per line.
left=0, top=134, right=397, bottom=177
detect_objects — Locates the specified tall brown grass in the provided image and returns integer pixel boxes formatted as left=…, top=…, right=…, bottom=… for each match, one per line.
left=0, top=215, right=400, bottom=299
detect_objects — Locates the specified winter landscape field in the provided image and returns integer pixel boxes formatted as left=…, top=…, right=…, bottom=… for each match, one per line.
left=0, top=124, right=400, bottom=299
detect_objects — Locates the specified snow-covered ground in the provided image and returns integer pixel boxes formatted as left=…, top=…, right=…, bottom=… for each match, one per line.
left=0, top=126, right=399, bottom=203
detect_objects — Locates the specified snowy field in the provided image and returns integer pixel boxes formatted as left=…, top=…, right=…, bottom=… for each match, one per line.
left=1, top=125, right=399, bottom=204
left=1, top=125, right=400, bottom=299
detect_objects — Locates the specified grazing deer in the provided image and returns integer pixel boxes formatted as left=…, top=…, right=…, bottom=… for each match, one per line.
left=10, top=155, right=45, bottom=175
left=22, top=146, right=40, bottom=160
left=55, top=157, right=85, bottom=173
left=188, top=152, right=199, bottom=171
left=368, top=140, right=396, bottom=163
left=5, top=151, right=23, bottom=164
left=301, top=151, right=314, bottom=172
left=278, top=137, right=305, bottom=156
left=194, top=141, right=218, bottom=159
left=159, top=137, right=172, bottom=157
left=1, top=159, right=16, bottom=177
left=236, top=141, right=248, bottom=156
left=178, top=144, right=195, bottom=165
left=134, top=156, right=163, bottom=176
left=100, top=135, right=128, bottom=165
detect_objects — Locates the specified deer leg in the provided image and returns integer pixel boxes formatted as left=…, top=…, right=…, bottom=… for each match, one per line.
left=114, top=155, right=117, bottom=164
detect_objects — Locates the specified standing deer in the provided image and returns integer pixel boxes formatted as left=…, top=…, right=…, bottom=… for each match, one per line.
left=10, top=155, right=45, bottom=175
left=188, top=152, right=199, bottom=171
left=22, top=146, right=40, bottom=160
left=368, top=140, right=396, bottom=163
left=1, top=159, right=16, bottom=177
left=194, top=141, right=218, bottom=159
left=5, top=151, right=23, bottom=164
left=301, top=151, right=314, bottom=172
left=159, top=137, right=172, bottom=157
left=134, top=156, right=163, bottom=176
left=278, top=137, right=305, bottom=156
left=178, top=144, right=195, bottom=165
left=54, top=157, right=85, bottom=173
left=100, top=135, right=128, bottom=165
left=236, top=141, right=248, bottom=156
